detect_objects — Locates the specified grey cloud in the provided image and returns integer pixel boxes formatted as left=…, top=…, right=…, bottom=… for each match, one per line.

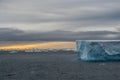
left=0, top=8, right=120, bottom=29
left=0, top=0, right=120, bottom=31
left=0, top=28, right=120, bottom=41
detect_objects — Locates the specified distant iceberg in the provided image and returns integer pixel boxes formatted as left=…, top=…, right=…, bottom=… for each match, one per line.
left=76, top=40, right=120, bottom=61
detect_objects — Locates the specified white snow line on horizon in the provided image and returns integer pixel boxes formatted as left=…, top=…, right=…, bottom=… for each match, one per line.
left=76, top=40, right=120, bottom=42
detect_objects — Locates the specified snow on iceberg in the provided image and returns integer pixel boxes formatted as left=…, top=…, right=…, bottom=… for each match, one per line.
left=76, top=40, right=120, bottom=61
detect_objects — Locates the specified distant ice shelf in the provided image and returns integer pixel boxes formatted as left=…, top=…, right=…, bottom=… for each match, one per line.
left=76, top=40, right=120, bottom=61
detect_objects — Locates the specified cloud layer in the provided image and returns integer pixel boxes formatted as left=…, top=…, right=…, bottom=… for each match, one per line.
left=0, top=0, right=120, bottom=32
left=0, top=0, right=120, bottom=41
left=0, top=28, right=120, bottom=41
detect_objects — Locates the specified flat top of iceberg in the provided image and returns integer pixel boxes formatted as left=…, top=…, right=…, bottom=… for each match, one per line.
left=76, top=40, right=120, bottom=42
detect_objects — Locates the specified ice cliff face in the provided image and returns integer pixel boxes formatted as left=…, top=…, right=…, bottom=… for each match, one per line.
left=76, top=40, right=120, bottom=61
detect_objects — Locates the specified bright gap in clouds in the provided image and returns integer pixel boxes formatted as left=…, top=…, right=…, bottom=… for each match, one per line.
left=0, top=41, right=76, bottom=50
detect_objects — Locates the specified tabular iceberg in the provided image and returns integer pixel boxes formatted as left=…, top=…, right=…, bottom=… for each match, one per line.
left=76, top=40, right=120, bottom=61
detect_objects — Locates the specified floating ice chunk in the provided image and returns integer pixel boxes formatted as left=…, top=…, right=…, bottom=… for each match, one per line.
left=76, top=40, right=120, bottom=61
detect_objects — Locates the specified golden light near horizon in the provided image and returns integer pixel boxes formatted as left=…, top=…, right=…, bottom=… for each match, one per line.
left=0, top=42, right=76, bottom=50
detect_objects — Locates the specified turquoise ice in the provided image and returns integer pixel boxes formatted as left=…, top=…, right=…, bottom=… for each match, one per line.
left=76, top=40, right=120, bottom=61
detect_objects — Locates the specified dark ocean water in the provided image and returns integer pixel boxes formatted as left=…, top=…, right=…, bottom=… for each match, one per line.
left=0, top=53, right=120, bottom=80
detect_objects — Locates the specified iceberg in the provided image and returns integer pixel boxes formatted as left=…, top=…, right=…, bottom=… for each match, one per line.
left=76, top=40, right=120, bottom=61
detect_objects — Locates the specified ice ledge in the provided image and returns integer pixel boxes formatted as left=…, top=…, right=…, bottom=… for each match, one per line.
left=76, top=40, right=120, bottom=42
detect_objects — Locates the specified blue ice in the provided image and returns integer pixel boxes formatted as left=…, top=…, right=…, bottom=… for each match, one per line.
left=76, top=40, right=120, bottom=61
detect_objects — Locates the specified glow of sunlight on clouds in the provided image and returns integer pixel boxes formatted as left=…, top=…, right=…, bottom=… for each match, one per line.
left=0, top=42, right=75, bottom=50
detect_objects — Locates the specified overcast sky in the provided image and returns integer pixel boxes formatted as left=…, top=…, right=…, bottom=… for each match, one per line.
left=0, top=0, right=120, bottom=41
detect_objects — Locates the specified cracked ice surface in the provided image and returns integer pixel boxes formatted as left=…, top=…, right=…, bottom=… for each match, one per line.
left=76, top=40, right=120, bottom=61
